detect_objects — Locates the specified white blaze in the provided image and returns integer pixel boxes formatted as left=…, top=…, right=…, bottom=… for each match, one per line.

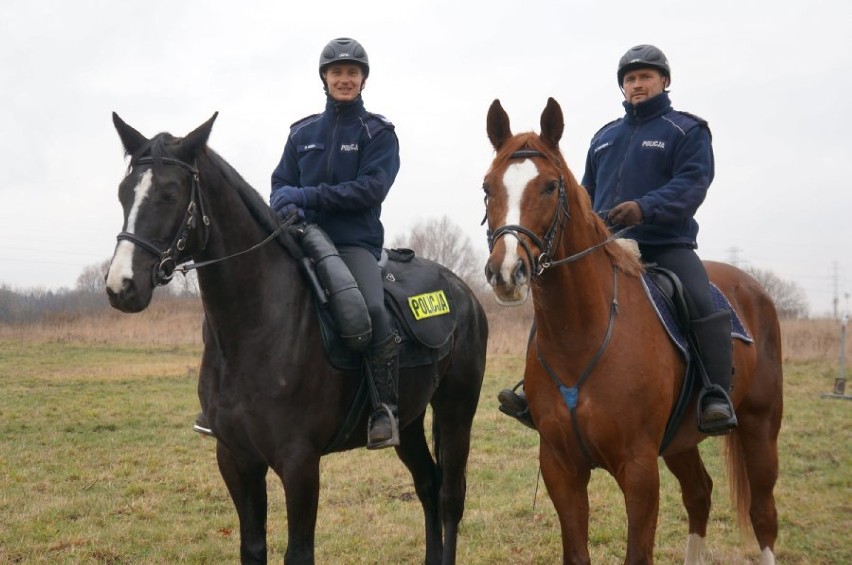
left=106, top=170, right=153, bottom=293
left=497, top=159, right=538, bottom=283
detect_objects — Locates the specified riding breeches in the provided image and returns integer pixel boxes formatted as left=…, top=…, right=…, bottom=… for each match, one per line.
left=338, top=245, right=393, bottom=346
left=639, top=243, right=715, bottom=319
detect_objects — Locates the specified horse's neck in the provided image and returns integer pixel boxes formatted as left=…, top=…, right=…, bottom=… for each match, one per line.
left=532, top=224, right=620, bottom=351
left=193, top=174, right=308, bottom=331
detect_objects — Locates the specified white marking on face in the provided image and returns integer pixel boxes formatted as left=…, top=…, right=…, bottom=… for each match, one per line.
left=759, top=547, right=776, bottom=565
left=497, top=159, right=538, bottom=285
left=684, top=533, right=704, bottom=565
left=106, top=170, right=153, bottom=293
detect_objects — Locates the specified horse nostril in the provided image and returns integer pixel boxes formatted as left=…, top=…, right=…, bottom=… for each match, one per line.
left=513, top=259, right=527, bottom=286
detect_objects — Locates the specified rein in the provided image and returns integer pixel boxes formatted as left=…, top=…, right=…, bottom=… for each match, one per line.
left=485, top=149, right=633, bottom=275
left=116, top=155, right=292, bottom=286
left=486, top=148, right=626, bottom=467
left=535, top=265, right=620, bottom=467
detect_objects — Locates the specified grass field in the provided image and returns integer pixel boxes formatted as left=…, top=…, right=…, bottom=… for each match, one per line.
left=0, top=304, right=850, bottom=563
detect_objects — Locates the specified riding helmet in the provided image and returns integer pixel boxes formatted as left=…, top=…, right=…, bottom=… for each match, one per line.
left=319, top=37, right=370, bottom=79
left=617, top=44, right=670, bottom=86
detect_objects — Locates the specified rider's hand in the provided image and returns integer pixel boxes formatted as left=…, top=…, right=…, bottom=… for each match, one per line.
left=270, top=186, right=307, bottom=216
left=608, top=201, right=643, bottom=226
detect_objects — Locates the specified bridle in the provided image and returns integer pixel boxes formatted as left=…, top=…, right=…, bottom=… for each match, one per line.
left=485, top=147, right=628, bottom=467
left=484, top=148, right=632, bottom=276
left=116, top=155, right=291, bottom=286
left=116, top=156, right=209, bottom=286
left=485, top=149, right=568, bottom=277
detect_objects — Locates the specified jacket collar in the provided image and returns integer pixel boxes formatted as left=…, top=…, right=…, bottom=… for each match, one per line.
left=325, top=94, right=365, bottom=120
left=622, top=91, right=672, bottom=123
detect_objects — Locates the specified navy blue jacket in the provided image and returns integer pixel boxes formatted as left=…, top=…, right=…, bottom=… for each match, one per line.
left=581, top=91, right=714, bottom=248
left=271, top=95, right=400, bottom=258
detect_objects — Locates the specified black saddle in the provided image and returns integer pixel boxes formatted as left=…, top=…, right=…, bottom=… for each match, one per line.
left=316, top=248, right=456, bottom=370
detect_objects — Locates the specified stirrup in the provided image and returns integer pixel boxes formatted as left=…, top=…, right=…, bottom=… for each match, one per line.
left=497, top=384, right=536, bottom=430
left=696, top=386, right=738, bottom=436
left=367, top=404, right=399, bottom=450
left=193, top=412, right=215, bottom=438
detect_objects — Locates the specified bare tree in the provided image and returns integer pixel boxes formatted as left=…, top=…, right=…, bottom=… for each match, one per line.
left=390, top=215, right=487, bottom=292
left=76, top=259, right=111, bottom=294
left=167, top=270, right=200, bottom=298
left=746, top=266, right=809, bottom=319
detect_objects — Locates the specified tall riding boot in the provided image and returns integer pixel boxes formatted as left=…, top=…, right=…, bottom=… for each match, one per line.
left=692, top=310, right=738, bottom=435
left=366, top=332, right=401, bottom=449
left=497, top=380, right=536, bottom=430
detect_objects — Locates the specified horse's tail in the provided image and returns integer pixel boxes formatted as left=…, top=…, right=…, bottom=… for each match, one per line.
left=724, top=430, right=752, bottom=539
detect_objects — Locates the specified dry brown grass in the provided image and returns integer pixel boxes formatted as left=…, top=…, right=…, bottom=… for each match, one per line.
left=0, top=298, right=204, bottom=347
left=2, top=295, right=849, bottom=563
left=2, top=295, right=848, bottom=365
left=780, top=317, right=851, bottom=363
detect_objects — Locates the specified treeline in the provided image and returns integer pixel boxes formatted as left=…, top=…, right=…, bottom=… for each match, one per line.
left=1, top=216, right=812, bottom=325
left=0, top=284, right=198, bottom=325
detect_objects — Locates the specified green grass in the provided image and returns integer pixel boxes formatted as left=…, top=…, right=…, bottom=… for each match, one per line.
left=0, top=342, right=849, bottom=563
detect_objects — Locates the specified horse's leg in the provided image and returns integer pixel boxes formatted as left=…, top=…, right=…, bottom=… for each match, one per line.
left=431, top=394, right=478, bottom=565
left=614, top=451, right=661, bottom=565
left=539, top=440, right=592, bottom=565
left=216, top=441, right=269, bottom=564
left=274, top=453, right=321, bottom=565
left=730, top=408, right=780, bottom=564
left=395, top=412, right=443, bottom=565
left=662, top=447, right=713, bottom=565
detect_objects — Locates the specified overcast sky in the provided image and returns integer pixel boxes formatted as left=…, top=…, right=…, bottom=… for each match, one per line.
left=1, top=0, right=849, bottom=316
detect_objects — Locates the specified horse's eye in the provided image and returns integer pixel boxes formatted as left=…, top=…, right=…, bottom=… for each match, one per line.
left=545, top=180, right=559, bottom=194
left=158, top=182, right=180, bottom=201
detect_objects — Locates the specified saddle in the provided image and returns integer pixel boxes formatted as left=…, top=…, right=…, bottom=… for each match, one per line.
left=642, top=265, right=752, bottom=450
left=314, top=248, right=456, bottom=371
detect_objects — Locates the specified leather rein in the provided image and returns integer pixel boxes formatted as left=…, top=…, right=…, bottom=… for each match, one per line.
left=484, top=147, right=631, bottom=467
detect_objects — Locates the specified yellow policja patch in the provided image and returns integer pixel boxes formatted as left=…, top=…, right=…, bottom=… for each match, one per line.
left=407, top=290, right=451, bottom=320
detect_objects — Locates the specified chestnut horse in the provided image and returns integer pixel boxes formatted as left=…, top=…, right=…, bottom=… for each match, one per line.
left=106, top=113, right=488, bottom=564
left=482, top=98, right=782, bottom=564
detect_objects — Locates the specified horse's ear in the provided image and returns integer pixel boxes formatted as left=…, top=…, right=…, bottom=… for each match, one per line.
left=540, top=97, right=564, bottom=149
left=487, top=99, right=512, bottom=151
left=180, top=112, right=219, bottom=158
left=112, top=112, right=149, bottom=156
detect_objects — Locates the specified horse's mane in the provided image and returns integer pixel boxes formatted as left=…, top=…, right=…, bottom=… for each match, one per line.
left=496, top=132, right=643, bottom=277
left=197, top=147, right=281, bottom=235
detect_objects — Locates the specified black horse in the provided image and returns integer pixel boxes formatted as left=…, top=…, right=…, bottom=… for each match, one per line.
left=105, top=113, right=488, bottom=564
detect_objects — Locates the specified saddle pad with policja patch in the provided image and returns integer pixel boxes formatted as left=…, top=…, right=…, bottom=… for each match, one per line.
left=317, top=249, right=457, bottom=370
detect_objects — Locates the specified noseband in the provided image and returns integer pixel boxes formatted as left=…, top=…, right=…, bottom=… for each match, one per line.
left=485, top=149, right=569, bottom=276
left=116, top=156, right=210, bottom=286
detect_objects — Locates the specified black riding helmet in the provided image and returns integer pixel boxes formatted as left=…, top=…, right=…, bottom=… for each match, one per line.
left=319, top=37, right=370, bottom=80
left=617, top=44, right=670, bottom=86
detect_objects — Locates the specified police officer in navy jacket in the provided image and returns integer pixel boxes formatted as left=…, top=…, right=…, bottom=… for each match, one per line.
left=499, top=45, right=737, bottom=435
left=270, top=37, right=402, bottom=449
